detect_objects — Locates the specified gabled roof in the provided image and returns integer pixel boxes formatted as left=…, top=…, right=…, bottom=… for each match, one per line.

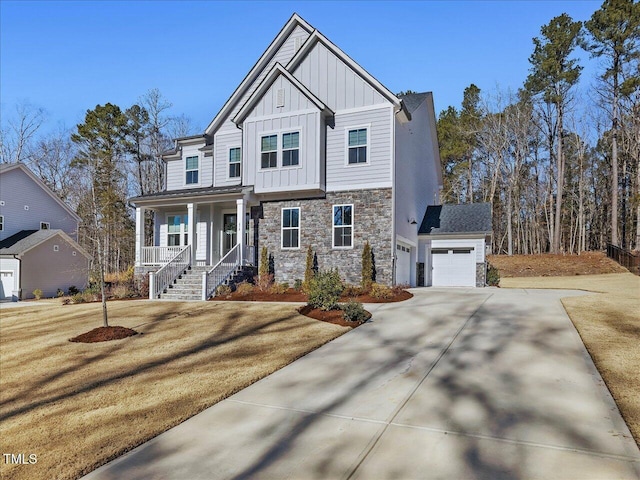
left=0, top=163, right=81, bottom=223
left=398, top=92, right=431, bottom=113
left=419, top=204, right=492, bottom=236
left=233, top=63, right=334, bottom=126
left=0, top=229, right=91, bottom=258
left=205, top=13, right=314, bottom=135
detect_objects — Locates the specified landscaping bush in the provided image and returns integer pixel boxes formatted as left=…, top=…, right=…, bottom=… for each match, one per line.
left=269, top=282, right=288, bottom=294
left=71, top=293, right=85, bottom=304
left=487, top=263, right=500, bottom=286
left=341, top=300, right=369, bottom=323
left=308, top=269, right=344, bottom=311
left=370, top=283, right=394, bottom=300
left=254, top=273, right=274, bottom=292
left=32, top=289, right=43, bottom=300
left=343, top=284, right=365, bottom=297
left=68, top=285, right=79, bottom=295
left=215, top=284, right=232, bottom=297
left=235, top=281, right=254, bottom=296
left=294, top=279, right=303, bottom=291
left=56, top=288, right=65, bottom=298
left=361, top=241, right=373, bottom=289
left=110, top=284, right=132, bottom=299
left=302, top=245, right=315, bottom=293
left=259, top=246, right=269, bottom=277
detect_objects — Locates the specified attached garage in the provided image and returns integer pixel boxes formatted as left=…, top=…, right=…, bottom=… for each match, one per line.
left=418, top=204, right=492, bottom=288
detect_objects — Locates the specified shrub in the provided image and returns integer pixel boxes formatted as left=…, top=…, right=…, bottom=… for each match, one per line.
left=111, top=284, right=131, bottom=299
left=254, top=273, right=274, bottom=292
left=302, top=245, right=315, bottom=293
left=294, top=279, right=303, bottom=291
left=361, top=241, right=373, bottom=289
left=341, top=300, right=369, bottom=323
left=71, top=293, right=85, bottom=304
left=56, top=288, right=65, bottom=298
left=216, top=284, right=232, bottom=297
left=83, top=290, right=99, bottom=302
left=487, top=263, right=500, bottom=286
left=308, top=269, right=344, bottom=311
left=68, top=285, right=79, bottom=295
left=235, top=281, right=254, bottom=296
left=343, top=284, right=365, bottom=297
left=32, top=289, right=43, bottom=300
left=370, top=283, right=394, bottom=300
left=269, top=282, right=288, bottom=294
left=259, top=246, right=269, bottom=277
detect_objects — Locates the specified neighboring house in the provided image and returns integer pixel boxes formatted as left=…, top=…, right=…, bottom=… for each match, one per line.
left=418, top=203, right=493, bottom=287
left=0, top=163, right=90, bottom=300
left=131, top=13, right=445, bottom=300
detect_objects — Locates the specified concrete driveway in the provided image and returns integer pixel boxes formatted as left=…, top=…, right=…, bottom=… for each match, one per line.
left=85, top=288, right=640, bottom=480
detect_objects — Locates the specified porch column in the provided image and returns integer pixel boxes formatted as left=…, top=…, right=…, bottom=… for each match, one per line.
left=236, top=198, right=245, bottom=264
left=187, top=203, right=196, bottom=262
left=135, top=206, right=145, bottom=266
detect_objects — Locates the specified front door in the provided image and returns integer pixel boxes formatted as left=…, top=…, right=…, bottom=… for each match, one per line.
left=222, top=213, right=237, bottom=256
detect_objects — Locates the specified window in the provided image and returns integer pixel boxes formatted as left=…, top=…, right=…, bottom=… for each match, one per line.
left=333, top=205, right=353, bottom=248
left=53, top=245, right=59, bottom=252
left=167, top=215, right=188, bottom=246
left=185, top=156, right=199, bottom=184
left=0, top=215, right=3, bottom=231
left=261, top=135, right=278, bottom=169
left=282, top=132, right=299, bottom=167
left=281, top=207, right=300, bottom=249
left=347, top=128, right=367, bottom=164
left=40, top=222, right=50, bottom=230
left=229, top=147, right=241, bottom=178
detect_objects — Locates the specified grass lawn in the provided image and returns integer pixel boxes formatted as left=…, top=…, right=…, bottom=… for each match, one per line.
left=501, top=273, right=640, bottom=448
left=0, top=300, right=348, bottom=480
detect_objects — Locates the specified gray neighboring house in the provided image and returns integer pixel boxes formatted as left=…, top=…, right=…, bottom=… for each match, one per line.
left=418, top=203, right=493, bottom=287
left=0, top=163, right=90, bottom=300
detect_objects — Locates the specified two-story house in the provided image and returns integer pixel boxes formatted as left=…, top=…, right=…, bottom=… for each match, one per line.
left=0, top=163, right=91, bottom=300
left=131, top=13, right=444, bottom=300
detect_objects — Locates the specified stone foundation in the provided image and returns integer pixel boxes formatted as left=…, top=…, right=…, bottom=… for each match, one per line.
left=476, top=262, right=486, bottom=287
left=259, top=189, right=393, bottom=285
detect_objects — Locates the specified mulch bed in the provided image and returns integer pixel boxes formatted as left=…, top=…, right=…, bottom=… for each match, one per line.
left=69, top=326, right=139, bottom=343
left=297, top=305, right=371, bottom=328
left=214, top=288, right=412, bottom=303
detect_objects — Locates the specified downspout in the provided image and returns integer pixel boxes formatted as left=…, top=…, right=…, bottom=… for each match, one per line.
left=391, top=106, right=397, bottom=286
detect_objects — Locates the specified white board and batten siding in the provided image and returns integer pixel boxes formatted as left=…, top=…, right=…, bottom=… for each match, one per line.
left=166, top=142, right=212, bottom=191
left=214, top=131, right=243, bottom=188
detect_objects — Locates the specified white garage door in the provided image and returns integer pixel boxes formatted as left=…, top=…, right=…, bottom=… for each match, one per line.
left=396, top=243, right=411, bottom=285
left=432, top=248, right=475, bottom=287
left=1, top=271, right=14, bottom=300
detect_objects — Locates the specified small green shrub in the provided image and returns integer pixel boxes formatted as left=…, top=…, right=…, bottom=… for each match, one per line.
left=68, top=285, right=79, bottom=295
left=487, top=263, right=500, bottom=286
left=294, top=279, right=303, bottom=291
left=302, top=245, right=315, bottom=293
left=343, top=284, right=365, bottom=297
left=235, top=281, right=254, bottom=296
left=370, top=283, right=394, bottom=300
left=259, top=246, right=269, bottom=277
left=216, top=284, right=232, bottom=297
left=32, top=289, right=43, bottom=300
left=361, top=241, right=373, bottom=289
left=269, top=282, right=288, bottom=294
left=341, top=300, right=369, bottom=323
left=71, top=293, right=85, bottom=304
left=56, top=288, right=65, bottom=298
left=83, top=291, right=99, bottom=303
left=308, top=269, right=344, bottom=311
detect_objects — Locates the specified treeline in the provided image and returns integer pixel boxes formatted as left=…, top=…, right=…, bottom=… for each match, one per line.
left=0, top=89, right=198, bottom=273
left=437, top=0, right=640, bottom=255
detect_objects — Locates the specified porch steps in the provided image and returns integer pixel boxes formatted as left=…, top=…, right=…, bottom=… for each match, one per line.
left=160, top=266, right=209, bottom=301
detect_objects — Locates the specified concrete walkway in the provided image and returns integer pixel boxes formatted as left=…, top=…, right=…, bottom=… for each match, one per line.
left=85, top=288, right=640, bottom=480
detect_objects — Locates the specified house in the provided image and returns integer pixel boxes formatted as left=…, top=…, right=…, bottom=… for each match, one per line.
left=0, top=163, right=90, bottom=300
left=418, top=203, right=493, bottom=287
left=130, top=13, right=445, bottom=300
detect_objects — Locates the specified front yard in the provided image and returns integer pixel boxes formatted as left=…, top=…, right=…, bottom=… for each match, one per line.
left=0, top=300, right=348, bottom=480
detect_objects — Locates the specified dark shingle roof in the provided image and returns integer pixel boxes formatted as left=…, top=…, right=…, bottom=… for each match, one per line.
left=398, top=92, right=430, bottom=113
left=418, top=204, right=492, bottom=235
left=0, top=229, right=58, bottom=255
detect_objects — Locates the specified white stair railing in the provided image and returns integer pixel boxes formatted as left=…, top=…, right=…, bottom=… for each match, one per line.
left=202, top=244, right=239, bottom=300
left=141, top=246, right=184, bottom=265
left=149, top=246, right=191, bottom=299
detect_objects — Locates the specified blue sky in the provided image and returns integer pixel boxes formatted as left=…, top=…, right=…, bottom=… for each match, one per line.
left=1, top=0, right=602, bottom=135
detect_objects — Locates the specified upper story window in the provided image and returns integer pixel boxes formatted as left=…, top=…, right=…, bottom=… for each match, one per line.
left=282, top=132, right=299, bottom=167
left=185, top=156, right=199, bottom=185
left=333, top=204, right=353, bottom=248
left=347, top=128, right=368, bottom=164
left=261, top=135, right=278, bottom=169
left=229, top=147, right=241, bottom=178
left=281, top=207, right=300, bottom=249
left=0, top=215, right=3, bottom=231
left=40, top=222, right=50, bottom=230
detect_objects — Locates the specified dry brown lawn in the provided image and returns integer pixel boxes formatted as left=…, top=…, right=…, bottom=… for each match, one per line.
left=501, top=273, right=640, bottom=447
left=0, top=300, right=348, bottom=480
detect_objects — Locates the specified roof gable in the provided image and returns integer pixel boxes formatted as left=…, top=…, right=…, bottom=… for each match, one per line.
left=419, top=204, right=492, bottom=236
left=0, top=229, right=90, bottom=258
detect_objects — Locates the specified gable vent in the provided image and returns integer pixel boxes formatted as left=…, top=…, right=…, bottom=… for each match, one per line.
left=276, top=88, right=285, bottom=108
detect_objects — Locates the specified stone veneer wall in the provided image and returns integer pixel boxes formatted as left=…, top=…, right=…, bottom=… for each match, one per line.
left=259, top=189, right=393, bottom=285
left=476, top=262, right=486, bottom=287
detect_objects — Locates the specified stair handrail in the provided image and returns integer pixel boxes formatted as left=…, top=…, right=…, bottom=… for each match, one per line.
left=203, top=244, right=240, bottom=299
left=149, top=245, right=191, bottom=299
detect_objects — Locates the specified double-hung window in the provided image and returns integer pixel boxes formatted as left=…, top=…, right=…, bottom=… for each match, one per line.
left=185, top=156, right=199, bottom=184
left=167, top=215, right=188, bottom=246
left=261, top=135, right=278, bottom=169
left=40, top=222, right=50, bottom=230
left=282, top=132, right=299, bottom=167
left=229, top=147, right=241, bottom=178
left=281, top=207, right=300, bottom=249
left=347, top=128, right=367, bottom=164
left=333, top=204, right=353, bottom=248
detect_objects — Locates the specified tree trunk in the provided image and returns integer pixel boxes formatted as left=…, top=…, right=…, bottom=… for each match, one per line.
left=611, top=65, right=619, bottom=246
left=553, top=102, right=564, bottom=253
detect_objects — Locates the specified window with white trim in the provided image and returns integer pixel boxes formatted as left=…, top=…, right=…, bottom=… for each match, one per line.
left=333, top=204, right=353, bottom=248
left=281, top=207, right=300, bottom=249
left=40, top=222, right=50, bottom=230
left=282, top=132, right=299, bottom=167
left=347, top=128, right=367, bottom=164
left=0, top=215, right=3, bottom=231
left=261, top=135, right=278, bottom=169
left=185, top=156, right=199, bottom=184
left=167, top=215, right=188, bottom=246
left=229, top=147, right=241, bottom=178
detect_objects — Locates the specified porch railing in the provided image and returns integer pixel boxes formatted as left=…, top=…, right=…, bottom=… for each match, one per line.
left=202, top=244, right=256, bottom=300
left=141, top=246, right=185, bottom=265
left=149, top=246, right=191, bottom=299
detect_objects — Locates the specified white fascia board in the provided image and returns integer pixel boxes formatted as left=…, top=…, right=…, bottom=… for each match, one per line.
left=18, top=230, right=92, bottom=259
left=205, top=14, right=314, bottom=136
left=233, top=63, right=333, bottom=126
